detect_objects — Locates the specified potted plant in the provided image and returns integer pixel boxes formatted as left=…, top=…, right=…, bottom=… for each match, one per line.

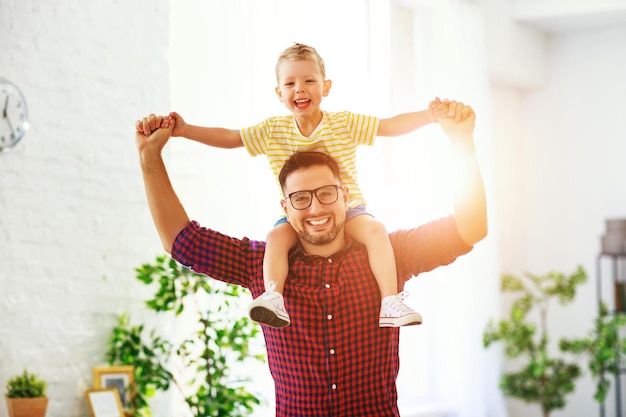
left=106, top=255, right=265, bottom=417
left=560, top=301, right=626, bottom=405
left=483, top=266, right=587, bottom=417
left=5, top=369, right=48, bottom=417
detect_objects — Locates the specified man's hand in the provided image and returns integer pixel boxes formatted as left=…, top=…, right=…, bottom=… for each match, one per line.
left=430, top=98, right=475, bottom=140
left=136, top=113, right=166, bottom=136
left=135, top=114, right=173, bottom=157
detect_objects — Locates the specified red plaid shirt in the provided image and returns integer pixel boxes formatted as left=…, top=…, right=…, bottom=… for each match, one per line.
left=171, top=215, right=472, bottom=417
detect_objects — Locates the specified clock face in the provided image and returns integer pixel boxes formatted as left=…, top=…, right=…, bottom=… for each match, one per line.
left=0, top=80, right=29, bottom=152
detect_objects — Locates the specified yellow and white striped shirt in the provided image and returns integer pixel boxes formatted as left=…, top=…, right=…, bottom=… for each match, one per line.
left=240, top=111, right=379, bottom=208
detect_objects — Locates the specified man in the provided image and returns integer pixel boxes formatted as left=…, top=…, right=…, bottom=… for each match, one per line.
left=135, top=99, right=486, bottom=416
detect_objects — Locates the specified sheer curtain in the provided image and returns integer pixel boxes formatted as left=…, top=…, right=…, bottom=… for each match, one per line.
left=361, top=2, right=506, bottom=416
left=168, top=1, right=505, bottom=416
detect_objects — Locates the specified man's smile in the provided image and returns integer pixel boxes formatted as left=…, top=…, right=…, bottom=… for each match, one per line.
left=307, top=216, right=330, bottom=227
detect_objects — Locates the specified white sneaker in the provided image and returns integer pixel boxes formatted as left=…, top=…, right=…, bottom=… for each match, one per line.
left=379, top=291, right=423, bottom=327
left=248, top=281, right=291, bottom=328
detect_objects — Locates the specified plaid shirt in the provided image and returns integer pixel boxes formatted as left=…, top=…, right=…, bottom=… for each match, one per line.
left=171, top=215, right=472, bottom=417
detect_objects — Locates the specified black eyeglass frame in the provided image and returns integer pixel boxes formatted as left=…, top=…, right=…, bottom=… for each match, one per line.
left=283, top=184, right=343, bottom=210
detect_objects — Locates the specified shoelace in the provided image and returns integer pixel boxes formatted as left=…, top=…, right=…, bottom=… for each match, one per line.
left=387, top=291, right=413, bottom=314
left=262, top=281, right=279, bottom=299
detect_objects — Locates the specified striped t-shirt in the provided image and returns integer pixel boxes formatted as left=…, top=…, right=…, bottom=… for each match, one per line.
left=240, top=111, right=379, bottom=207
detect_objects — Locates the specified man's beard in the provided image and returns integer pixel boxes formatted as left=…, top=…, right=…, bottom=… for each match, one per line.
left=298, top=219, right=345, bottom=245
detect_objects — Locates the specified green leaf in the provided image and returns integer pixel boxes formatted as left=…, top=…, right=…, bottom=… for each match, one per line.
left=483, top=266, right=597, bottom=412
left=6, top=369, right=47, bottom=398
left=105, top=254, right=265, bottom=417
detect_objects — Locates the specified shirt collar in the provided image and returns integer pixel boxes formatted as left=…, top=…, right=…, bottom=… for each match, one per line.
left=289, top=235, right=358, bottom=264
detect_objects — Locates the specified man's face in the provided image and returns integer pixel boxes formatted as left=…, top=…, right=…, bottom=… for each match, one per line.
left=281, top=164, right=348, bottom=249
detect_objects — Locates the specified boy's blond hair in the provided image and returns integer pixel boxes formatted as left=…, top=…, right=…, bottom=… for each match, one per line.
left=275, top=43, right=326, bottom=80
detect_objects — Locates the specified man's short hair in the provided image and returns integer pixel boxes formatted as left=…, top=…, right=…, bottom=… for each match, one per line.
left=279, top=152, right=342, bottom=191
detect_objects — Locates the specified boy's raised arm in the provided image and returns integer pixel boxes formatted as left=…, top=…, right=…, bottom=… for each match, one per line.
left=376, top=105, right=437, bottom=137
left=164, top=111, right=244, bottom=149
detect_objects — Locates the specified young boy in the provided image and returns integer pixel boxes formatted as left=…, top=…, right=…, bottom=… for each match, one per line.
left=152, top=43, right=441, bottom=329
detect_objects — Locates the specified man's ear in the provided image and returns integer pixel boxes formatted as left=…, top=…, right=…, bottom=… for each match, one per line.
left=323, top=79, right=332, bottom=97
left=275, top=86, right=284, bottom=102
left=341, top=185, right=349, bottom=204
left=280, top=199, right=288, bottom=214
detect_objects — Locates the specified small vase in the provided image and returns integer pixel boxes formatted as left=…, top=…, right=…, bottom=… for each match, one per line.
left=5, top=397, right=48, bottom=417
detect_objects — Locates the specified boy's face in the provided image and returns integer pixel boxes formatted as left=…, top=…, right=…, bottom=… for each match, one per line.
left=275, top=59, right=332, bottom=118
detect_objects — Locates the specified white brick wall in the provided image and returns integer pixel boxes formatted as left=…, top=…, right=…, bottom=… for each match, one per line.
left=0, top=1, right=170, bottom=416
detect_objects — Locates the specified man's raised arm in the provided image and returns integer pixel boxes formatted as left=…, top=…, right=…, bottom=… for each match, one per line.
left=434, top=99, right=488, bottom=246
left=135, top=114, right=190, bottom=253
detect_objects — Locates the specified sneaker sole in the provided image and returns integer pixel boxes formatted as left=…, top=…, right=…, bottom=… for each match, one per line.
left=379, top=314, right=423, bottom=327
left=249, top=306, right=290, bottom=328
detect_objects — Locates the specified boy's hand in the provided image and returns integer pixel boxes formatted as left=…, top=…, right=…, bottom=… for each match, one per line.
left=162, top=111, right=187, bottom=137
left=136, top=111, right=187, bottom=138
left=428, top=97, right=438, bottom=123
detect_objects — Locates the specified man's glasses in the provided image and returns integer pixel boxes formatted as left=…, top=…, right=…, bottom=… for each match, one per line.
left=284, top=185, right=342, bottom=210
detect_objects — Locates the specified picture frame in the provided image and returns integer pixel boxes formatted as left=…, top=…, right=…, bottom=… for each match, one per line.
left=85, top=388, right=125, bottom=417
left=92, top=366, right=135, bottom=411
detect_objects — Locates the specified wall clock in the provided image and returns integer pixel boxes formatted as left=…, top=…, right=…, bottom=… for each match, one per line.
left=0, top=78, right=29, bottom=152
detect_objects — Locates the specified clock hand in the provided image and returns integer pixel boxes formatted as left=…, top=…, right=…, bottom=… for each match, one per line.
left=2, top=96, right=7, bottom=119
left=5, top=114, right=15, bottom=136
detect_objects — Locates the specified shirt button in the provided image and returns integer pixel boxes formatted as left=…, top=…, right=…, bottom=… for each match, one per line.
left=331, top=384, right=337, bottom=390
left=330, top=349, right=335, bottom=355
left=325, top=283, right=331, bottom=289
left=328, top=258, right=333, bottom=263
left=327, top=314, right=333, bottom=320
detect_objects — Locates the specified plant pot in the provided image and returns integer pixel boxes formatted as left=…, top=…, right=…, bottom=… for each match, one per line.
left=5, top=397, right=48, bottom=417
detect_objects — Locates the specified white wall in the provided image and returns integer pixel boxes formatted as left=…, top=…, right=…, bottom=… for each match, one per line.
left=0, top=1, right=170, bottom=416
left=490, top=25, right=626, bottom=417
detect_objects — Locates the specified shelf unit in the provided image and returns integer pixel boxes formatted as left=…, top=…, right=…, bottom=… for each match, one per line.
left=596, top=252, right=626, bottom=417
